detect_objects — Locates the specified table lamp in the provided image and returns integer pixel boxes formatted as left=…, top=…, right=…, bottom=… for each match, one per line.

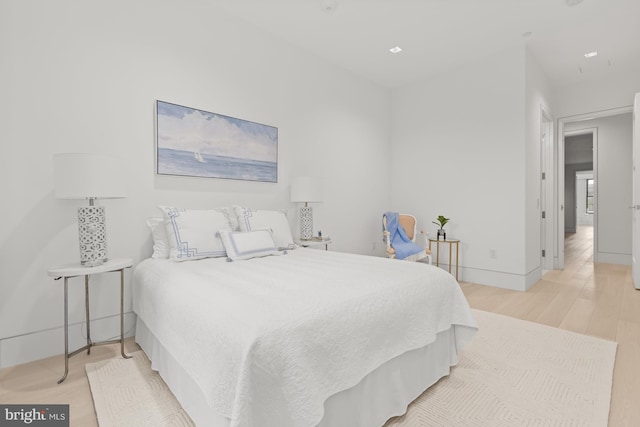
left=290, top=176, right=323, bottom=240
left=53, top=153, right=127, bottom=267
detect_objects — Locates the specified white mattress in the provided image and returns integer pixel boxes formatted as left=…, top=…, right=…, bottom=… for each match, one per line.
left=133, top=249, right=477, bottom=427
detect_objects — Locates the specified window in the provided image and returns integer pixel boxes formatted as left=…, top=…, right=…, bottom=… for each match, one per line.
left=586, top=179, right=594, bottom=214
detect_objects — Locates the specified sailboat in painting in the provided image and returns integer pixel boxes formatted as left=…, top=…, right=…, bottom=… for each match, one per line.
left=194, top=151, right=207, bottom=163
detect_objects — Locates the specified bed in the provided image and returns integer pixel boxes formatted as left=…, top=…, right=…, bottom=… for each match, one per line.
left=133, top=207, right=477, bottom=427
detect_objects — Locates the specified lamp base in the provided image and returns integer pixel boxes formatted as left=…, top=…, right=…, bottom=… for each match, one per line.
left=78, top=205, right=108, bottom=267
left=300, top=205, right=313, bottom=240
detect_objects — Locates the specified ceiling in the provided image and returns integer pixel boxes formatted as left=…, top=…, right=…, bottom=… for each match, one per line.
left=213, top=0, right=640, bottom=89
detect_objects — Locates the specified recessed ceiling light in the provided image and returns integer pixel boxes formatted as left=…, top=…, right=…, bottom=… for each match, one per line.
left=389, top=46, right=402, bottom=54
left=584, top=51, right=598, bottom=58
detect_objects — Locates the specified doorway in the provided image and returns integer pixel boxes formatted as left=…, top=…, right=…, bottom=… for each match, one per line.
left=555, top=108, right=634, bottom=269
left=564, top=130, right=596, bottom=263
left=565, top=170, right=594, bottom=266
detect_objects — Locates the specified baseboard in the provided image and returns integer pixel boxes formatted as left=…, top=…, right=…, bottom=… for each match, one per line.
left=0, top=312, right=136, bottom=369
left=596, top=252, right=632, bottom=265
left=460, top=266, right=538, bottom=292
left=525, top=266, right=542, bottom=289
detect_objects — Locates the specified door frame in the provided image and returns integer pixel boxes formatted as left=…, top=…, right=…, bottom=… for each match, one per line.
left=555, top=106, right=633, bottom=269
left=540, top=107, right=554, bottom=272
left=633, top=93, right=640, bottom=288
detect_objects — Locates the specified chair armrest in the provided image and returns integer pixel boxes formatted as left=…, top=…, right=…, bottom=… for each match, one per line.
left=383, top=230, right=397, bottom=258
left=419, top=230, right=429, bottom=246
left=419, top=230, right=432, bottom=255
left=383, top=230, right=391, bottom=252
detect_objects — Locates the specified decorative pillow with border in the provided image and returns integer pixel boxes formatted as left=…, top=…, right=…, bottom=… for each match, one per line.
left=218, top=229, right=283, bottom=261
left=233, top=206, right=296, bottom=250
left=145, top=217, right=170, bottom=259
left=159, top=206, right=231, bottom=261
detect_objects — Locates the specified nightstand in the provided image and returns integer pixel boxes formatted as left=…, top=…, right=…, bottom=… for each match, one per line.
left=428, top=238, right=460, bottom=280
left=296, top=238, right=332, bottom=251
left=47, top=258, right=133, bottom=383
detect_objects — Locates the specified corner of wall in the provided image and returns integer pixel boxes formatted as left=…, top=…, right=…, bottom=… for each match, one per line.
left=462, top=267, right=532, bottom=292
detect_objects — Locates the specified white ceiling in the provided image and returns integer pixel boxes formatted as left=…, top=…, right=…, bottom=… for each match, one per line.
left=213, top=0, right=640, bottom=89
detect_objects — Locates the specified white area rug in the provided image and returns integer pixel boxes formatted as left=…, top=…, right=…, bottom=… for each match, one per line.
left=86, top=351, right=194, bottom=427
left=385, top=309, right=617, bottom=426
left=86, top=310, right=617, bottom=427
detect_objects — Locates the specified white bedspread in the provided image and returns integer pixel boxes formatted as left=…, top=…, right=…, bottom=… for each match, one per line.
left=133, top=249, right=477, bottom=427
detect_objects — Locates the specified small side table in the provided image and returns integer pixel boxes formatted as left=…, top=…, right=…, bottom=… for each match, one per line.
left=296, top=238, right=332, bottom=251
left=47, top=258, right=133, bottom=384
left=428, top=238, right=460, bottom=280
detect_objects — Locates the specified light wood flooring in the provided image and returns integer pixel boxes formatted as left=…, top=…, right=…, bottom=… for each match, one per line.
left=1, top=225, right=637, bottom=426
left=0, top=339, right=141, bottom=427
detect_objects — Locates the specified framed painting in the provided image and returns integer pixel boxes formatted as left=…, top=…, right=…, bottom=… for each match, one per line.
left=155, top=100, right=278, bottom=183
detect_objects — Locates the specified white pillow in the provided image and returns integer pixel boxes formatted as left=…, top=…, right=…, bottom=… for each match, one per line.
left=233, top=206, right=296, bottom=250
left=218, top=229, right=282, bottom=261
left=145, top=217, right=170, bottom=259
left=159, top=206, right=232, bottom=261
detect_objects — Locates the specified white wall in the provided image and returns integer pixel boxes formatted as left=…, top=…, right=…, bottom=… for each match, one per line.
left=554, top=69, right=640, bottom=118
left=391, top=46, right=533, bottom=290
left=565, top=114, right=633, bottom=264
left=0, top=0, right=391, bottom=367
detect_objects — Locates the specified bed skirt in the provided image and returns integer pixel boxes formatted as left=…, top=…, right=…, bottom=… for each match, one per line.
left=135, top=319, right=459, bottom=427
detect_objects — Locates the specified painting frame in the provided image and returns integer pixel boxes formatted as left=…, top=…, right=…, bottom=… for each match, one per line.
left=155, top=100, right=278, bottom=183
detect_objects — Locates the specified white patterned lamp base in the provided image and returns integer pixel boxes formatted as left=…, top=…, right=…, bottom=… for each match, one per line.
left=300, top=205, right=313, bottom=240
left=78, top=206, right=108, bottom=266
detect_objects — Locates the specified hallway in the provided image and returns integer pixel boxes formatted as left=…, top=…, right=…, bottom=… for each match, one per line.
left=564, top=224, right=593, bottom=271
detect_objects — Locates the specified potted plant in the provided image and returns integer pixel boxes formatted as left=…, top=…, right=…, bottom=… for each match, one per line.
left=432, top=215, right=450, bottom=240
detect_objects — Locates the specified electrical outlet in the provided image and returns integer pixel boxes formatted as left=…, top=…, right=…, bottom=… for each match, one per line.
left=489, top=249, right=497, bottom=259
left=372, top=241, right=377, bottom=251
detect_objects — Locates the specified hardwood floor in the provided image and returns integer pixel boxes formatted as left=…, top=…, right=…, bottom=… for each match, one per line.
left=1, top=226, right=637, bottom=426
left=0, top=339, right=140, bottom=427
left=461, top=225, right=640, bottom=426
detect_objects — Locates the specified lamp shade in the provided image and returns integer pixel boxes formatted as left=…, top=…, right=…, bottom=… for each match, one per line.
left=290, top=176, right=323, bottom=203
left=53, top=153, right=127, bottom=199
